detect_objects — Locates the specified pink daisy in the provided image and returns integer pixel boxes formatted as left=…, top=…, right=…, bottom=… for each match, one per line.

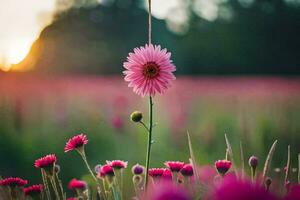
left=164, top=161, right=185, bottom=172
left=34, top=154, right=57, bottom=168
left=0, top=177, right=28, bottom=187
left=68, top=179, right=87, bottom=190
left=64, top=134, right=88, bottom=152
left=215, top=160, right=232, bottom=176
left=106, top=160, right=128, bottom=169
left=123, top=44, right=176, bottom=97
left=24, top=184, right=43, bottom=196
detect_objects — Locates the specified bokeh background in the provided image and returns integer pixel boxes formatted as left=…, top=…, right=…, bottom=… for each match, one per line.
left=0, top=0, right=300, bottom=197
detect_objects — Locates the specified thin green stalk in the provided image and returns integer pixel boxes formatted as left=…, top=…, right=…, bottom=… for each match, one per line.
left=50, top=177, right=60, bottom=200
left=41, top=169, right=51, bottom=200
left=79, top=150, right=105, bottom=200
left=250, top=167, right=256, bottom=182
left=262, top=140, right=278, bottom=186
left=284, top=145, right=291, bottom=187
left=298, top=154, right=300, bottom=184
left=144, top=96, right=153, bottom=189
left=240, top=141, right=245, bottom=179
left=54, top=173, right=65, bottom=200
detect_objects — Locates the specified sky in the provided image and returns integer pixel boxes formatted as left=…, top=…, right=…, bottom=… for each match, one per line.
left=0, top=0, right=183, bottom=71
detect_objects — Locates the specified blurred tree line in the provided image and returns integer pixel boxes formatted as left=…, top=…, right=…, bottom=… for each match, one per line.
left=18, top=0, right=300, bottom=75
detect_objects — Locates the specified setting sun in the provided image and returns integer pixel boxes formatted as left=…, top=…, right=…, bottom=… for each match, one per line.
left=8, top=39, right=32, bottom=64
left=0, top=0, right=55, bottom=72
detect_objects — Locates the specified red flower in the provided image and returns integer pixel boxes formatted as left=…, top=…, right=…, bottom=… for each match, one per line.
left=68, top=179, right=87, bottom=190
left=180, top=164, right=194, bottom=176
left=98, top=164, right=115, bottom=178
left=34, top=154, right=57, bottom=168
left=64, top=134, right=88, bottom=152
left=149, top=168, right=165, bottom=177
left=107, top=160, right=128, bottom=169
left=0, top=177, right=28, bottom=187
left=215, top=160, right=232, bottom=176
left=164, top=161, right=185, bottom=172
left=162, top=169, right=173, bottom=180
left=24, top=184, right=43, bottom=196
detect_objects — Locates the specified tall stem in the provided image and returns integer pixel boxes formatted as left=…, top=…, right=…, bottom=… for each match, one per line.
left=144, top=96, right=153, bottom=189
left=41, top=169, right=51, bottom=200
left=148, top=0, right=152, bottom=45
left=79, top=150, right=106, bottom=200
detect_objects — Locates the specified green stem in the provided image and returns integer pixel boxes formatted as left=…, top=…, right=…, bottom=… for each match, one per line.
left=79, top=150, right=105, bottom=200
left=54, top=173, right=65, bottom=200
left=41, top=169, right=51, bottom=200
left=50, top=177, right=60, bottom=200
left=298, top=154, right=300, bottom=184
left=251, top=167, right=256, bottom=182
left=144, top=96, right=153, bottom=189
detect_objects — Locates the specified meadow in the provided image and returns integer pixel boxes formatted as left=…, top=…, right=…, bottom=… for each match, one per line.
left=1, top=74, right=300, bottom=197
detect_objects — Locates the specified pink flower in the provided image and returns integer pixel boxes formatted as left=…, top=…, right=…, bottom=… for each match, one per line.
left=164, top=161, right=185, bottom=172
left=285, top=185, right=300, bottom=200
left=123, top=44, right=176, bottom=97
left=106, top=160, right=128, bottom=169
left=162, top=169, right=173, bottom=180
left=145, top=182, right=191, bottom=200
left=24, top=184, right=43, bottom=196
left=68, top=179, right=87, bottom=190
left=212, top=176, right=278, bottom=200
left=180, top=164, right=193, bottom=177
left=64, top=134, right=88, bottom=152
left=98, top=164, right=115, bottom=178
left=215, top=160, right=232, bottom=176
left=34, top=154, right=57, bottom=168
left=0, top=177, right=28, bottom=187
left=149, top=168, right=165, bottom=177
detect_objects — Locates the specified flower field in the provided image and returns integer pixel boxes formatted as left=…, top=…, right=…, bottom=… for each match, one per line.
left=0, top=74, right=300, bottom=199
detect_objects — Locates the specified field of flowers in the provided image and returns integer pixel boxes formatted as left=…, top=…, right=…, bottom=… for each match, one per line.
left=0, top=74, right=300, bottom=199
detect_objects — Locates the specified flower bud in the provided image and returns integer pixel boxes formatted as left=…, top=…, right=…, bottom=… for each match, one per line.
left=265, top=177, right=272, bottom=191
left=54, top=165, right=61, bottom=174
left=130, top=111, right=143, bottom=122
left=132, top=164, right=144, bottom=175
left=248, top=156, right=258, bottom=169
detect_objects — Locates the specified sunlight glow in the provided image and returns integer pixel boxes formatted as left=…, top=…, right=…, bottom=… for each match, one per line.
left=0, top=0, right=55, bottom=72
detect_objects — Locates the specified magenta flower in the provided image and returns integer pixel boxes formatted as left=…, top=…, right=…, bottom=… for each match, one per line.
left=212, top=176, right=278, bottom=200
left=285, top=185, right=300, bottom=200
left=215, top=160, right=232, bottom=176
left=123, top=44, right=176, bottom=97
left=68, top=179, right=87, bottom=190
left=180, top=164, right=194, bottom=177
left=149, top=168, right=166, bottom=177
left=97, top=164, right=115, bottom=178
left=64, top=134, right=88, bottom=152
left=0, top=177, right=28, bottom=187
left=164, top=161, right=185, bottom=172
left=162, top=169, right=173, bottom=180
left=106, top=160, right=128, bottom=169
left=34, top=154, right=57, bottom=168
left=24, top=184, right=43, bottom=196
left=146, top=182, right=191, bottom=200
